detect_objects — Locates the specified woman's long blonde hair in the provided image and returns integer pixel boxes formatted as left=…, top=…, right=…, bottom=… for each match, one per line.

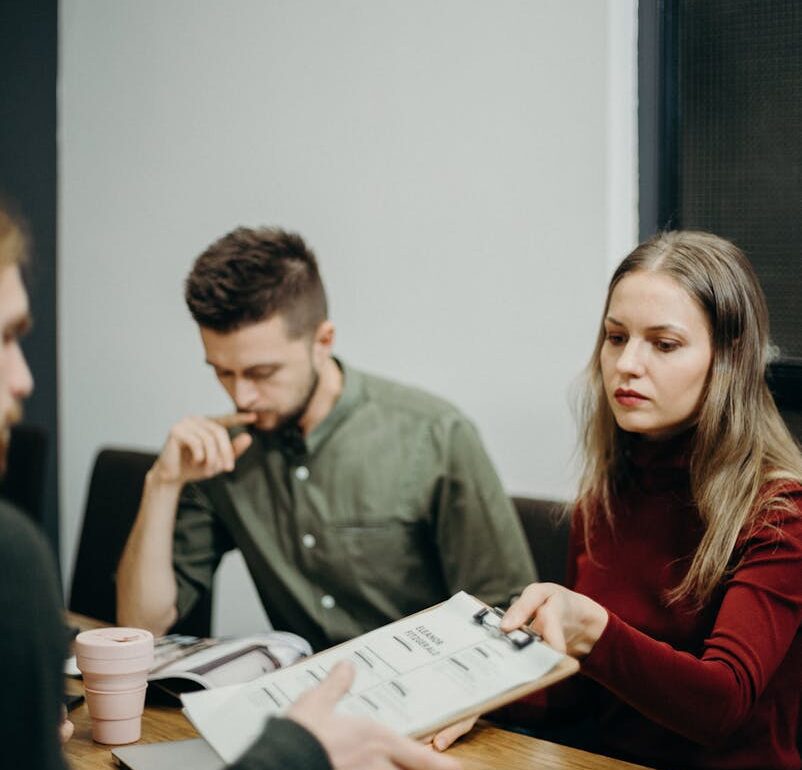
left=577, top=231, right=802, bottom=606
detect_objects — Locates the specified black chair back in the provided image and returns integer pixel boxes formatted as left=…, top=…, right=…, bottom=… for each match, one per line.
left=68, top=447, right=212, bottom=636
left=511, top=496, right=570, bottom=586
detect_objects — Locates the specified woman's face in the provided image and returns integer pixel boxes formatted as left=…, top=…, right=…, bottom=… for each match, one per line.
left=600, top=270, right=713, bottom=439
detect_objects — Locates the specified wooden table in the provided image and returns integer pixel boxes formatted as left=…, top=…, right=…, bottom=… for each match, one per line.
left=63, top=682, right=651, bottom=770
left=64, top=613, right=651, bottom=770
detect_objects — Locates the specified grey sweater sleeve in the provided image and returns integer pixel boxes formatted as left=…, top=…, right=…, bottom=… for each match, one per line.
left=228, top=717, right=333, bottom=770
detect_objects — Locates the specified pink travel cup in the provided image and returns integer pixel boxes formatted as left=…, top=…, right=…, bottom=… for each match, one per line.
left=74, top=627, right=154, bottom=744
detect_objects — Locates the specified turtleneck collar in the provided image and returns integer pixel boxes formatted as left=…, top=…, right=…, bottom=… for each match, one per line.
left=616, top=427, right=696, bottom=495
left=621, top=427, right=695, bottom=470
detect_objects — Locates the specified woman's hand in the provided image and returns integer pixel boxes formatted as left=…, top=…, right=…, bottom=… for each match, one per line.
left=425, top=716, right=478, bottom=752
left=501, top=583, right=608, bottom=658
left=422, top=584, right=607, bottom=752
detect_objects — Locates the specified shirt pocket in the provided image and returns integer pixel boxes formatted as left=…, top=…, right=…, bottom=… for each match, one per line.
left=335, top=521, right=445, bottom=615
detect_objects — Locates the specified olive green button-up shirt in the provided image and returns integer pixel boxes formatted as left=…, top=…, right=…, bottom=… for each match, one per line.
left=173, top=361, right=536, bottom=650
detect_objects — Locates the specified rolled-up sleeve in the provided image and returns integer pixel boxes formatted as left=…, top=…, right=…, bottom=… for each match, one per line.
left=173, top=481, right=235, bottom=620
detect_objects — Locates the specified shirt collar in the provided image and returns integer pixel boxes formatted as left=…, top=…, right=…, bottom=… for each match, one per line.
left=304, top=358, right=363, bottom=455
left=253, top=358, right=364, bottom=460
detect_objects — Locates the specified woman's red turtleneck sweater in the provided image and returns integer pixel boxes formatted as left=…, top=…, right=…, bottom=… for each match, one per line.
left=500, top=433, right=802, bottom=770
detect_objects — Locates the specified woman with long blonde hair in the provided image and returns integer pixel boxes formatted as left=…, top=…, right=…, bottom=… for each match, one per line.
left=434, top=231, right=802, bottom=769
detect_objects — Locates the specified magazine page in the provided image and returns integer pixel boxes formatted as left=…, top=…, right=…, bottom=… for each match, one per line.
left=149, top=632, right=311, bottom=694
left=183, top=592, right=574, bottom=764
left=66, top=631, right=312, bottom=691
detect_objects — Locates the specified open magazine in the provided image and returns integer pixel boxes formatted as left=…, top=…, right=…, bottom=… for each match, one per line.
left=66, top=630, right=312, bottom=704
left=146, top=631, right=311, bottom=701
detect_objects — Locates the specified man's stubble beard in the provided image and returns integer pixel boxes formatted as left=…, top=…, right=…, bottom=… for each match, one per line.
left=249, top=365, right=320, bottom=436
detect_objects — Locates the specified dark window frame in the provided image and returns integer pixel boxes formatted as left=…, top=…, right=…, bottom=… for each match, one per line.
left=638, top=0, right=802, bottom=414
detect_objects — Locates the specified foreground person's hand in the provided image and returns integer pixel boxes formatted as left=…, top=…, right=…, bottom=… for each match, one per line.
left=288, top=661, right=462, bottom=770
left=59, top=705, right=74, bottom=744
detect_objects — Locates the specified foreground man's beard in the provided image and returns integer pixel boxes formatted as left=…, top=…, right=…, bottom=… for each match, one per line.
left=0, top=400, right=23, bottom=477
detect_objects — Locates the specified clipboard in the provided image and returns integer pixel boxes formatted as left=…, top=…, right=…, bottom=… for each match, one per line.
left=404, top=601, right=579, bottom=739
left=182, top=591, right=579, bottom=763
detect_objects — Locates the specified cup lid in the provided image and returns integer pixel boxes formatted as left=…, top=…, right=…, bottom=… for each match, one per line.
left=75, top=627, right=154, bottom=660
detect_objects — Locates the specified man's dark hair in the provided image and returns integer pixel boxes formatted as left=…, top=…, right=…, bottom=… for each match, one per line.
left=185, top=226, right=328, bottom=336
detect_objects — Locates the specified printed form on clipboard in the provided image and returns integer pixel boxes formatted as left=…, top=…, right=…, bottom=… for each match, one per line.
left=182, top=591, right=579, bottom=764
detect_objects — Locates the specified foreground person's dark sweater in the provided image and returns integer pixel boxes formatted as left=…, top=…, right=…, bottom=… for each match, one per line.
left=0, top=501, right=68, bottom=770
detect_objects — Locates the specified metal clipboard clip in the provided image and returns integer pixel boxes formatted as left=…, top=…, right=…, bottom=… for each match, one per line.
left=472, top=606, right=540, bottom=650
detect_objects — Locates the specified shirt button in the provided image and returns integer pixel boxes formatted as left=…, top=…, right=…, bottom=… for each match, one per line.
left=302, top=533, right=316, bottom=549
left=321, top=595, right=336, bottom=610
left=294, top=466, right=310, bottom=481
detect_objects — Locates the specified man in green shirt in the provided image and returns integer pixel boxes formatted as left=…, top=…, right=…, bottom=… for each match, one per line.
left=1, top=203, right=460, bottom=770
left=118, top=226, right=535, bottom=650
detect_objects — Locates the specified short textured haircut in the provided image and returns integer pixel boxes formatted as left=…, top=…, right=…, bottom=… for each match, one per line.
left=185, top=226, right=328, bottom=337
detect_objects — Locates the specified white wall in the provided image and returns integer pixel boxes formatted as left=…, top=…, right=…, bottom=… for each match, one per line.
left=59, top=0, right=638, bottom=634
